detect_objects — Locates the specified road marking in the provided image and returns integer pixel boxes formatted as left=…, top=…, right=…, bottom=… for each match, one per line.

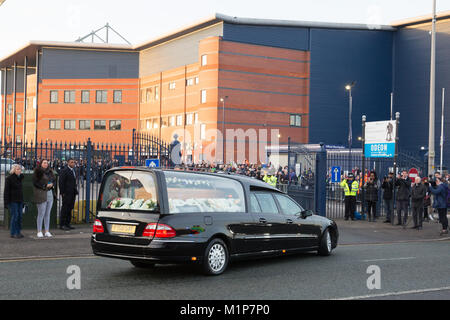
left=362, top=257, right=416, bottom=262
left=0, top=254, right=97, bottom=263
left=333, top=286, right=450, bottom=300
left=340, top=237, right=450, bottom=247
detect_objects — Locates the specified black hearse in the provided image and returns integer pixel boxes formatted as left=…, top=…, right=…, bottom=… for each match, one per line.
left=91, top=167, right=338, bottom=275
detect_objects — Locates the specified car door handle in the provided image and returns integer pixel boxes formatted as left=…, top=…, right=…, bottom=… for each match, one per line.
left=286, top=219, right=293, bottom=224
left=259, top=218, right=267, bottom=224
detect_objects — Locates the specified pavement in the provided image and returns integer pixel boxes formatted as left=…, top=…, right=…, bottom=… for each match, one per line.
left=0, top=217, right=448, bottom=260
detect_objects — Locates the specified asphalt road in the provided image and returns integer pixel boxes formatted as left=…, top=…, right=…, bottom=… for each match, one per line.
left=0, top=239, right=449, bottom=300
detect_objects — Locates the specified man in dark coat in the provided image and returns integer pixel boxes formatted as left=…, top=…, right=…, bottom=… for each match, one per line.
left=411, top=177, right=427, bottom=230
left=395, top=170, right=411, bottom=226
left=364, top=172, right=379, bottom=222
left=59, top=158, right=78, bottom=230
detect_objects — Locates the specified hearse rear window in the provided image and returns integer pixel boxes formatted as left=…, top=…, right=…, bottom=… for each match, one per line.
left=164, top=171, right=245, bottom=213
left=101, top=171, right=158, bottom=212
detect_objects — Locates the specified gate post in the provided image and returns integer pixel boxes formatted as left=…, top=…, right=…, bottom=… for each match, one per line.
left=315, top=143, right=327, bottom=217
left=85, top=138, right=92, bottom=223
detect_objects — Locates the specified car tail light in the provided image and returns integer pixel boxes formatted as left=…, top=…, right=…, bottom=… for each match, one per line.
left=93, top=220, right=104, bottom=234
left=143, top=223, right=176, bottom=238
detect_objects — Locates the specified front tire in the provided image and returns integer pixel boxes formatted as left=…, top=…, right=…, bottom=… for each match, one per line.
left=318, top=229, right=333, bottom=256
left=202, top=238, right=229, bottom=276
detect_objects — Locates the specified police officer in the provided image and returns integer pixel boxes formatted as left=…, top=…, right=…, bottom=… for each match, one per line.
left=263, top=168, right=278, bottom=188
left=340, top=173, right=359, bottom=221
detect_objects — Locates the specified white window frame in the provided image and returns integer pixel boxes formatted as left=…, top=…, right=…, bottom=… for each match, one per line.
left=201, top=90, right=207, bottom=104
left=201, top=55, right=207, bottom=66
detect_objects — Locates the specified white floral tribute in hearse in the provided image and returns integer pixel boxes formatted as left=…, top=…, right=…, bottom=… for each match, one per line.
left=108, top=198, right=158, bottom=210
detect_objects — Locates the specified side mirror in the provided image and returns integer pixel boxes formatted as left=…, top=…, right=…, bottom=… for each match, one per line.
left=301, top=210, right=314, bottom=219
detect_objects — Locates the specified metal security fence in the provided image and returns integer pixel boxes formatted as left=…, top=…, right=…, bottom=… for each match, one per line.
left=0, top=133, right=172, bottom=226
left=326, top=150, right=427, bottom=219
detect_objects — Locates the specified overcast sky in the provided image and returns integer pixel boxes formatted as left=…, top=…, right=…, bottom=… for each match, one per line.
left=0, top=0, right=449, bottom=59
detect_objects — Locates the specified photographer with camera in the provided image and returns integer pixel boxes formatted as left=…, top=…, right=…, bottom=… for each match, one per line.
left=395, top=170, right=411, bottom=226
left=382, top=172, right=394, bottom=223
left=428, top=175, right=449, bottom=236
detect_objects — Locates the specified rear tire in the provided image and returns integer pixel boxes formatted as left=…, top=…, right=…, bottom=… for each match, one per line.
left=318, top=229, right=333, bottom=256
left=130, top=260, right=155, bottom=269
left=202, top=238, right=229, bottom=276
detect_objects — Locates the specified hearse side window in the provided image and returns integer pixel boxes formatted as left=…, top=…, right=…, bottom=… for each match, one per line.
left=164, top=171, right=245, bottom=213
left=100, top=171, right=158, bottom=212
left=274, top=194, right=304, bottom=216
left=249, top=193, right=262, bottom=213
left=254, top=193, right=279, bottom=214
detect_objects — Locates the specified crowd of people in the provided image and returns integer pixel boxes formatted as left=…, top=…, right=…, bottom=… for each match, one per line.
left=3, top=156, right=449, bottom=239
left=173, top=162, right=315, bottom=188
left=339, top=169, right=450, bottom=235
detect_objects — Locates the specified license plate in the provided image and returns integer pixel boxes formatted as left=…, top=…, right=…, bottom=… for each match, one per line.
left=111, top=224, right=136, bottom=235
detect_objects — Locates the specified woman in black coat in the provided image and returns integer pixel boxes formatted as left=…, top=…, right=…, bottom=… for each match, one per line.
left=4, top=164, right=25, bottom=238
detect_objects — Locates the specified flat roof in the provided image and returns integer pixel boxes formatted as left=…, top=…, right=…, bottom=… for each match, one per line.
left=0, top=40, right=134, bottom=69
left=391, top=10, right=450, bottom=27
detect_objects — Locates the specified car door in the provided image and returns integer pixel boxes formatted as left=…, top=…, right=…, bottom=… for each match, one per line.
left=273, top=194, right=320, bottom=249
left=251, top=192, right=286, bottom=252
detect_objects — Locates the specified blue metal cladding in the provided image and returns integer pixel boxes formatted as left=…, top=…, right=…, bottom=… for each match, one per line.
left=309, top=28, right=394, bottom=147
left=222, top=23, right=310, bottom=51
left=41, top=48, right=139, bottom=79
left=394, top=21, right=450, bottom=167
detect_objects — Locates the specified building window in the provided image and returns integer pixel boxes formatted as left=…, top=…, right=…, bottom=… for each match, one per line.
left=64, top=120, right=76, bottom=130
left=94, top=120, right=106, bottom=130
left=140, top=89, right=146, bottom=103
left=33, top=97, right=36, bottom=109
left=110, top=120, right=122, bottom=131
left=7, top=104, right=12, bottom=115
left=155, top=86, right=159, bottom=100
left=195, top=77, right=199, bottom=85
left=16, top=113, right=21, bottom=123
left=7, top=127, right=11, bottom=136
left=201, top=90, right=207, bottom=104
left=194, top=113, right=199, bottom=124
left=186, top=114, right=193, bottom=125
left=146, top=119, right=152, bottom=130
left=50, top=91, right=58, bottom=103
left=186, top=78, right=194, bottom=86
left=113, top=90, right=122, bottom=103
left=146, top=88, right=153, bottom=102
left=176, top=115, right=183, bottom=126
left=290, top=114, right=302, bottom=127
left=161, top=117, right=168, bottom=128
left=64, top=90, right=76, bottom=104
left=201, top=55, right=207, bottom=66
left=169, top=82, right=176, bottom=90
left=79, top=120, right=91, bottom=130
left=16, top=135, right=21, bottom=144
left=81, top=91, right=90, bottom=104
left=49, top=120, right=61, bottom=130
left=96, top=90, right=107, bottom=103
left=153, top=120, right=159, bottom=129
left=169, top=116, right=176, bottom=127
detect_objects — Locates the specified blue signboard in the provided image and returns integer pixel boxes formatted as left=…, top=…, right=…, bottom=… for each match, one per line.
left=145, top=159, right=160, bottom=168
left=331, top=166, right=341, bottom=183
left=365, top=120, right=396, bottom=158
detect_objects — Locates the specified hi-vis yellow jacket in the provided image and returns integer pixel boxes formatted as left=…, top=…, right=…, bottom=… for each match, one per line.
left=263, top=175, right=278, bottom=187
left=340, top=179, right=359, bottom=197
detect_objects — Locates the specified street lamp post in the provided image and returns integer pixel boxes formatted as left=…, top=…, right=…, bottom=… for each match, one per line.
left=346, top=82, right=355, bottom=172
left=428, top=0, right=437, bottom=175
left=220, top=96, right=228, bottom=164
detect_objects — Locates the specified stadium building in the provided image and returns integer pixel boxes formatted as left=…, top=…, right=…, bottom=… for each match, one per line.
left=1, top=12, right=449, bottom=166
